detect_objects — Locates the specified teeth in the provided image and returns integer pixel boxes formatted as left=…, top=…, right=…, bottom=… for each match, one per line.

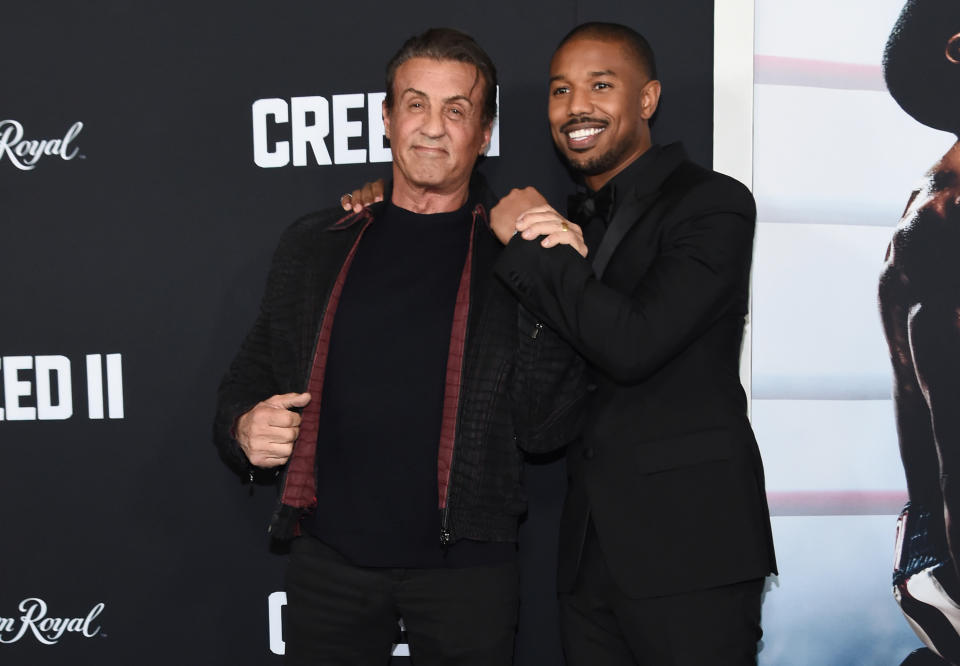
left=568, top=127, right=603, bottom=140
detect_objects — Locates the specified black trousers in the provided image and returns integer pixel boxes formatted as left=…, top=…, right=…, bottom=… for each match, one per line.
left=284, top=536, right=519, bottom=666
left=560, top=522, right=764, bottom=666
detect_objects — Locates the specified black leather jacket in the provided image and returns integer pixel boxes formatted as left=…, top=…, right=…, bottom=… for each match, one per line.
left=214, top=180, right=585, bottom=544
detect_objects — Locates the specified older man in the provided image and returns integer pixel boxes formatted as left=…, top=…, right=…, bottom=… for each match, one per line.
left=214, top=28, right=583, bottom=665
left=492, top=22, right=777, bottom=665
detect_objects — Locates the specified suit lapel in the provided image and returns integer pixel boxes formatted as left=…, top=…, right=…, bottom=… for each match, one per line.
left=590, top=143, right=687, bottom=279
left=591, top=191, right=656, bottom=278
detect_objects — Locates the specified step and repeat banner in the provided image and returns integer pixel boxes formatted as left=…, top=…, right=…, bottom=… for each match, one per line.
left=11, top=1, right=950, bottom=664
left=1, top=2, right=715, bottom=664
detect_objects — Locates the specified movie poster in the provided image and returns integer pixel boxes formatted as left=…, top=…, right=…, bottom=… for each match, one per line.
left=750, top=1, right=955, bottom=663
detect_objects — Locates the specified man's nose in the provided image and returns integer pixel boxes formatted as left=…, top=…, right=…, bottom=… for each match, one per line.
left=568, top=87, right=593, bottom=116
left=421, top=107, right=446, bottom=138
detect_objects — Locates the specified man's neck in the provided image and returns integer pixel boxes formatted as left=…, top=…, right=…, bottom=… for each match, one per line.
left=391, top=180, right=470, bottom=214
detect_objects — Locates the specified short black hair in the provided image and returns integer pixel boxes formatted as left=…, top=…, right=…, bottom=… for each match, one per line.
left=884, top=0, right=960, bottom=134
left=384, top=27, right=498, bottom=126
left=557, top=22, right=658, bottom=81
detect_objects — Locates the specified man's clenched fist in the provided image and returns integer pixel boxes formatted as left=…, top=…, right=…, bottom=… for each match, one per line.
left=490, top=186, right=549, bottom=245
left=236, top=392, right=312, bottom=468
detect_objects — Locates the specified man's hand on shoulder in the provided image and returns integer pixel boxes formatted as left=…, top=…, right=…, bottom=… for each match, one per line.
left=492, top=187, right=587, bottom=257
left=236, top=392, right=312, bottom=468
left=491, top=187, right=550, bottom=245
left=516, top=205, right=587, bottom=258
left=340, top=180, right=385, bottom=213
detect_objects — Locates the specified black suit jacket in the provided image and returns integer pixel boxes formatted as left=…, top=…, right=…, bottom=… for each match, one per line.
left=495, top=143, right=776, bottom=598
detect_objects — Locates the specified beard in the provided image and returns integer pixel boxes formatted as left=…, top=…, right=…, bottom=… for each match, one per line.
left=560, top=139, right=635, bottom=177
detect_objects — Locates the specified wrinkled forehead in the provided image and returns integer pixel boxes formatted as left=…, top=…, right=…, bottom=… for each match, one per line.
left=393, top=57, right=485, bottom=104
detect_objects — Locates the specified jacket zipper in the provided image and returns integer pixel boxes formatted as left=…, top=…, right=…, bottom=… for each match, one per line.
left=439, top=205, right=484, bottom=546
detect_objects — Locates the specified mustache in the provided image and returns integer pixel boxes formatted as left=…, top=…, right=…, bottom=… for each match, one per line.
left=560, top=117, right=609, bottom=132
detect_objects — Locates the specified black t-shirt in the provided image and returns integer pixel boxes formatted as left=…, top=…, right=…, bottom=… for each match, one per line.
left=306, top=200, right=515, bottom=567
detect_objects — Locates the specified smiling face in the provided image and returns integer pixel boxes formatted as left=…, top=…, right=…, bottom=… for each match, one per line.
left=549, top=37, right=661, bottom=190
left=383, top=57, right=492, bottom=212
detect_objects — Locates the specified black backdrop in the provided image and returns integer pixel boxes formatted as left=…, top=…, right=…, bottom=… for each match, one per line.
left=1, top=2, right=713, bottom=663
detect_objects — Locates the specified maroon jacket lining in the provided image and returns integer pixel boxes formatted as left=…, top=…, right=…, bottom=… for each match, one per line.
left=280, top=211, right=374, bottom=514
left=280, top=204, right=481, bottom=519
left=436, top=205, right=480, bottom=508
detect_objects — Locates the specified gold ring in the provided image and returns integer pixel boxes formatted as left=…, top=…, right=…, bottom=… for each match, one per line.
left=561, top=221, right=569, bottom=232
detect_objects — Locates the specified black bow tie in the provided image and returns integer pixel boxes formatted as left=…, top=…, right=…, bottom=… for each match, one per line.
left=569, top=187, right=614, bottom=226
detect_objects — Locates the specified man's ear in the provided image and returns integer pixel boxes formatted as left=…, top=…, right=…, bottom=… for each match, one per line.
left=382, top=99, right=391, bottom=140
left=640, top=79, right=662, bottom=120
left=479, top=120, right=493, bottom=155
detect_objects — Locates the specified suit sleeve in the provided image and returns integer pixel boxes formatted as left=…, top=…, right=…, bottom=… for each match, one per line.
left=494, top=177, right=755, bottom=385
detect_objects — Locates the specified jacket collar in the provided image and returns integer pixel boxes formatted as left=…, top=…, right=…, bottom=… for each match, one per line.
left=326, top=173, right=496, bottom=232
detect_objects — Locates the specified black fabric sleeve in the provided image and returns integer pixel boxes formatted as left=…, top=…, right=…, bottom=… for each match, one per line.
left=212, top=225, right=298, bottom=475
left=494, top=177, right=756, bottom=385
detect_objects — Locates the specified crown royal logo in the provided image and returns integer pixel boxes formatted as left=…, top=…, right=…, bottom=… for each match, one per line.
left=0, top=598, right=104, bottom=645
left=0, top=120, right=84, bottom=170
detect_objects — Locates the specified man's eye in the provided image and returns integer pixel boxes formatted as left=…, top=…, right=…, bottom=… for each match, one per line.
left=552, top=86, right=569, bottom=96
left=594, top=82, right=611, bottom=90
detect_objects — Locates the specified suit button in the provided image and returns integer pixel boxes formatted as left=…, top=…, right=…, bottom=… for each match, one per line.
left=586, top=383, right=597, bottom=393
left=582, top=447, right=595, bottom=460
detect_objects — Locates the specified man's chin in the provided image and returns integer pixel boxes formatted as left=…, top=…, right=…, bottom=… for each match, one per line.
left=561, top=151, right=613, bottom=177
left=407, top=177, right=453, bottom=191
left=398, top=166, right=451, bottom=188
left=561, top=135, right=642, bottom=179
left=396, top=171, right=464, bottom=195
